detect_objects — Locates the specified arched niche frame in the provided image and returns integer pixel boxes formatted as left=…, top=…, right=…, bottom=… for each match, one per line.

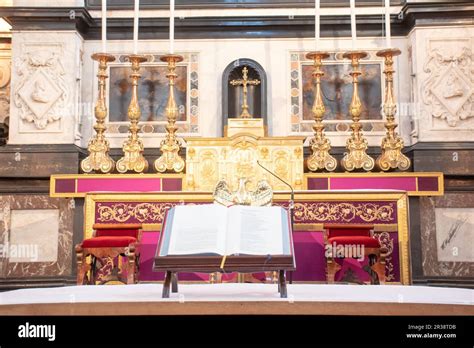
left=222, top=58, right=267, bottom=135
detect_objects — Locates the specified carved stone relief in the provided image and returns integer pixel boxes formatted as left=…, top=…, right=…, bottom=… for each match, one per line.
left=422, top=40, right=473, bottom=127
left=13, top=45, right=68, bottom=130
left=0, top=55, right=10, bottom=124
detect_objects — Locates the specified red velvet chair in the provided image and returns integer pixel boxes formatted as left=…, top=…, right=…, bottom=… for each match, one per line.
left=323, top=224, right=388, bottom=285
left=75, top=223, right=142, bottom=285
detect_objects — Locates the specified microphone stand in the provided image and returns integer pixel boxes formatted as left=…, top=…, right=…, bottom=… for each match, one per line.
left=257, top=161, right=294, bottom=284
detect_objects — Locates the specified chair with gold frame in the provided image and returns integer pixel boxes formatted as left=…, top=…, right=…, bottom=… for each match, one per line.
left=75, top=223, right=143, bottom=285
left=323, top=224, right=388, bottom=285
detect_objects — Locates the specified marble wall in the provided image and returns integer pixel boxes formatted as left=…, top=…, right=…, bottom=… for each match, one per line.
left=0, top=195, right=74, bottom=279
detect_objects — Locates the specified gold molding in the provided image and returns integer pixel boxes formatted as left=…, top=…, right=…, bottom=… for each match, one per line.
left=396, top=194, right=411, bottom=285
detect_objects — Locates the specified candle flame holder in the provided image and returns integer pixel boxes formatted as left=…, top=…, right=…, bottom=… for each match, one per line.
left=154, top=54, right=185, bottom=173
left=116, top=54, right=149, bottom=173
left=81, top=53, right=116, bottom=174
left=305, top=51, right=337, bottom=172
left=376, top=48, right=411, bottom=171
left=341, top=51, right=375, bottom=172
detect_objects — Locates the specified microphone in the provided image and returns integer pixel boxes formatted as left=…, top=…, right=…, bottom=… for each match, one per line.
left=257, top=160, right=295, bottom=285
left=256, top=160, right=295, bottom=215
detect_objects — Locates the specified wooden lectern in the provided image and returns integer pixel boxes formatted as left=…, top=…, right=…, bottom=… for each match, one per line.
left=154, top=205, right=295, bottom=298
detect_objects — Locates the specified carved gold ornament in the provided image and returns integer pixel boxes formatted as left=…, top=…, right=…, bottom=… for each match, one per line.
left=213, top=178, right=273, bottom=207
left=293, top=202, right=395, bottom=223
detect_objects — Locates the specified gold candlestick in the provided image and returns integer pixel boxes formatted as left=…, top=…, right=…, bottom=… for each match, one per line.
left=376, top=48, right=411, bottom=171
left=154, top=54, right=185, bottom=173
left=341, top=51, right=375, bottom=172
left=305, top=51, right=337, bottom=172
left=81, top=53, right=115, bottom=173
left=116, top=54, right=149, bottom=173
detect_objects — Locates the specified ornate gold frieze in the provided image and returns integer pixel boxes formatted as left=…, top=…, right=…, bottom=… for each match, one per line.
left=293, top=202, right=395, bottom=223
left=97, top=202, right=176, bottom=223
left=185, top=134, right=305, bottom=192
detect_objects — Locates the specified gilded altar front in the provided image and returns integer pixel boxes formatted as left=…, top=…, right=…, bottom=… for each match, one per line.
left=185, top=133, right=305, bottom=192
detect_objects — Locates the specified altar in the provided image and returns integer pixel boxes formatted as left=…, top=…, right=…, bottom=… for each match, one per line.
left=70, top=190, right=409, bottom=284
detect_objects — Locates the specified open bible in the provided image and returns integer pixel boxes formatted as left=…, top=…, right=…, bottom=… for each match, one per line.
left=158, top=204, right=292, bottom=256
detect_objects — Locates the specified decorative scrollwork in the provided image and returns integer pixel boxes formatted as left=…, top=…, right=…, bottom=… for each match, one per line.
left=97, top=202, right=177, bottom=223
left=375, top=231, right=395, bottom=281
left=293, top=202, right=395, bottom=223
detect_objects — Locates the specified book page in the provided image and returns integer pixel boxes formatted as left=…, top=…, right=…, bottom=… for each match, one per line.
left=226, top=206, right=287, bottom=255
left=166, top=204, right=228, bottom=255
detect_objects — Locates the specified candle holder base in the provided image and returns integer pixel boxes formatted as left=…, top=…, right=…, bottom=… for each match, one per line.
left=305, top=51, right=337, bottom=172
left=81, top=52, right=116, bottom=174
left=116, top=54, right=149, bottom=174
left=154, top=54, right=185, bottom=173
left=341, top=50, right=374, bottom=172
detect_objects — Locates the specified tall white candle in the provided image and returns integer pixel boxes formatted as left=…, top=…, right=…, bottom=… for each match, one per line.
left=350, top=0, right=357, bottom=49
left=101, top=0, right=106, bottom=53
left=170, top=0, right=175, bottom=54
left=385, top=0, right=392, bottom=47
left=133, top=0, right=139, bottom=54
left=315, top=0, right=320, bottom=49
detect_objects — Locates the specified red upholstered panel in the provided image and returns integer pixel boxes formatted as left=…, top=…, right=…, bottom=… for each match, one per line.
left=82, top=236, right=137, bottom=248
left=328, top=228, right=371, bottom=238
left=95, top=229, right=139, bottom=238
left=328, top=236, right=380, bottom=248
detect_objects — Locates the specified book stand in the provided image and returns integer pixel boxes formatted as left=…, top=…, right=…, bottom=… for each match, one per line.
left=154, top=254, right=295, bottom=298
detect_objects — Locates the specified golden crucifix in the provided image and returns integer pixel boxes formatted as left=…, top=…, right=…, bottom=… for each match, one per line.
left=230, top=66, right=261, bottom=118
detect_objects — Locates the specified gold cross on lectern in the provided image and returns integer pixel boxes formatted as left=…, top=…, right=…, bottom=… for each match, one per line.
left=230, top=66, right=261, bottom=118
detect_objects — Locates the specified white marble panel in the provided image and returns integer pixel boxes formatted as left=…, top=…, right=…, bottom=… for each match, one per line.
left=9, top=209, right=59, bottom=263
left=435, top=208, right=474, bottom=263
